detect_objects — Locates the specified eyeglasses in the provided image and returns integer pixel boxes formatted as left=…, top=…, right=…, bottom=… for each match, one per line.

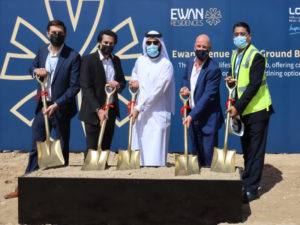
left=233, top=32, right=248, bottom=37
left=146, top=40, right=160, bottom=46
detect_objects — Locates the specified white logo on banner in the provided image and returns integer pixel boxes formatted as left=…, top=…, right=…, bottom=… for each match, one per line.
left=205, top=8, right=222, bottom=26
left=289, top=7, right=300, bottom=35
left=170, top=8, right=222, bottom=27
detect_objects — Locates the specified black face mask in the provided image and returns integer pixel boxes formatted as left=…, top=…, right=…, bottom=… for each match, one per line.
left=101, top=45, right=114, bottom=55
left=50, top=33, right=65, bottom=47
left=195, top=50, right=209, bottom=61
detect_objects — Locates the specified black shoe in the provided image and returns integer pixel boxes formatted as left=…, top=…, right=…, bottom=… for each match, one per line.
left=201, top=165, right=210, bottom=168
left=242, top=190, right=259, bottom=203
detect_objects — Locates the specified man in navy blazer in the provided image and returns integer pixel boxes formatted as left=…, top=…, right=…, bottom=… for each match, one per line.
left=180, top=34, right=223, bottom=167
left=4, top=20, right=80, bottom=199
left=27, top=20, right=80, bottom=172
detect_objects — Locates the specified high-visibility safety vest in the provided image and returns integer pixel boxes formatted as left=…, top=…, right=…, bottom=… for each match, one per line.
left=231, top=44, right=272, bottom=116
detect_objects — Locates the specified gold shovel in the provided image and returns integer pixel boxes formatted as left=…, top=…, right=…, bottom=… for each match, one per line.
left=81, top=84, right=116, bottom=171
left=35, top=75, right=65, bottom=169
left=117, top=87, right=140, bottom=170
left=175, top=94, right=200, bottom=176
left=211, top=79, right=237, bottom=173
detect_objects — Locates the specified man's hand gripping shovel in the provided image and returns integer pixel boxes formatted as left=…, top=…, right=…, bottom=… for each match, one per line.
left=211, top=78, right=237, bottom=173
left=81, top=84, right=116, bottom=171
left=35, top=75, right=65, bottom=169
left=117, top=87, right=140, bottom=170
left=175, top=93, right=200, bottom=176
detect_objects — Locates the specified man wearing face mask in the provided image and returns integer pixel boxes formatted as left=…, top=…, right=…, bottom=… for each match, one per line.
left=129, top=31, right=175, bottom=166
left=79, top=30, right=126, bottom=157
left=4, top=20, right=80, bottom=199
left=180, top=34, right=223, bottom=168
left=225, top=22, right=273, bottom=203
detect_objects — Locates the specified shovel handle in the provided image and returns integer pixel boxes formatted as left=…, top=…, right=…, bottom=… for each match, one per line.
left=104, top=84, right=116, bottom=104
left=223, top=78, right=237, bottom=156
left=179, top=93, right=190, bottom=156
left=35, top=74, right=49, bottom=86
left=96, top=84, right=116, bottom=152
left=179, top=93, right=190, bottom=106
left=129, top=87, right=139, bottom=98
left=127, top=87, right=139, bottom=152
left=225, top=78, right=237, bottom=96
left=35, top=74, right=51, bottom=142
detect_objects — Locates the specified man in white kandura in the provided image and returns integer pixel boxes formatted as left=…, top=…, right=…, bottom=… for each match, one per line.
left=129, top=30, right=175, bottom=166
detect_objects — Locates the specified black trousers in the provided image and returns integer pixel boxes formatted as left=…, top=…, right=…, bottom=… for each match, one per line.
left=241, top=118, right=269, bottom=192
left=84, top=108, right=116, bottom=152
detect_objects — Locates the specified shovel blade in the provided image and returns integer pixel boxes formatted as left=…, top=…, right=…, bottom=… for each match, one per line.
left=37, top=139, right=65, bottom=169
left=211, top=147, right=236, bottom=173
left=223, top=150, right=236, bottom=173
left=81, top=149, right=110, bottom=171
left=211, top=148, right=224, bottom=171
left=130, top=150, right=140, bottom=169
left=97, top=150, right=110, bottom=170
left=175, top=154, right=200, bottom=176
left=117, top=149, right=140, bottom=170
left=117, top=149, right=131, bottom=170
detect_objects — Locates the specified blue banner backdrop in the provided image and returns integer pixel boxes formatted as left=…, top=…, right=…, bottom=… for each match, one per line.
left=0, top=0, right=299, bottom=153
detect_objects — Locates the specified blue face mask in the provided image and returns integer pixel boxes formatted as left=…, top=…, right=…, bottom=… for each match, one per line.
left=146, top=44, right=160, bottom=58
left=233, top=36, right=248, bottom=49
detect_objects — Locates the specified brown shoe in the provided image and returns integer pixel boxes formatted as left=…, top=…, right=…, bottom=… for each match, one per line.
left=4, top=188, right=18, bottom=199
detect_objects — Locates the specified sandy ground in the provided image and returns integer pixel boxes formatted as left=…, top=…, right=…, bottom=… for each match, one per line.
left=0, top=151, right=300, bottom=225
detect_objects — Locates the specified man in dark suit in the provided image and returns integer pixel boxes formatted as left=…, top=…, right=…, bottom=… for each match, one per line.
left=180, top=34, right=223, bottom=168
left=226, top=22, right=273, bottom=203
left=4, top=20, right=80, bottom=199
left=79, top=30, right=126, bottom=154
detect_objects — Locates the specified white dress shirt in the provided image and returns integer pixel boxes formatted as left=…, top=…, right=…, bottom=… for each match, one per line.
left=44, top=44, right=64, bottom=101
left=98, top=49, right=115, bottom=103
left=190, top=58, right=204, bottom=109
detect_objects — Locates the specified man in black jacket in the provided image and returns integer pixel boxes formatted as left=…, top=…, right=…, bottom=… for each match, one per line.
left=79, top=30, right=126, bottom=154
left=226, top=22, right=274, bottom=203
